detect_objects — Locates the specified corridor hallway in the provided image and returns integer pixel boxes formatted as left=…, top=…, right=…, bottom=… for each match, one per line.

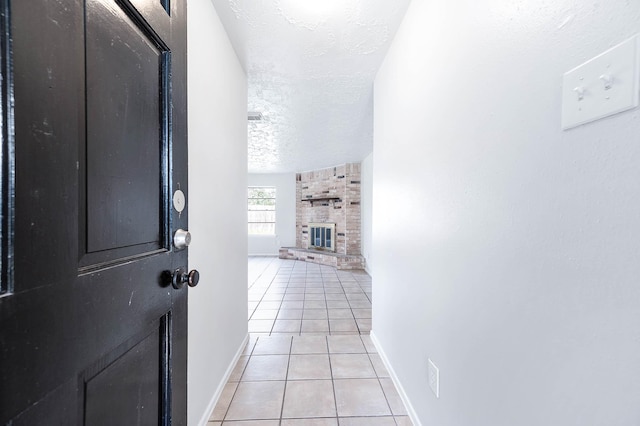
left=208, top=257, right=412, bottom=425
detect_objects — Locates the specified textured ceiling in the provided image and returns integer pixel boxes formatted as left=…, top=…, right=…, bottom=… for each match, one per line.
left=211, top=0, right=412, bottom=173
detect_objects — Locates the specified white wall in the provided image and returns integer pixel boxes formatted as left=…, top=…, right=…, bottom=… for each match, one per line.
left=248, top=173, right=296, bottom=255
left=373, top=1, right=640, bottom=425
left=187, top=1, right=248, bottom=424
left=361, top=152, right=373, bottom=274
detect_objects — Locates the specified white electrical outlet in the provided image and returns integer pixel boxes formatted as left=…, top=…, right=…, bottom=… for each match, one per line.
left=428, top=358, right=440, bottom=398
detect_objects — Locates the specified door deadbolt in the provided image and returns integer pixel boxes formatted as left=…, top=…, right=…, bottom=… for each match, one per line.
left=173, top=229, right=191, bottom=249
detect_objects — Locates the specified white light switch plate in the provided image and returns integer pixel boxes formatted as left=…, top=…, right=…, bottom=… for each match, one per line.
left=562, top=35, right=640, bottom=130
left=428, top=358, right=440, bottom=398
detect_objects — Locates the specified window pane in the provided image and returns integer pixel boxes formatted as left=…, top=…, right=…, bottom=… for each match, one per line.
left=248, top=187, right=276, bottom=199
left=248, top=211, right=275, bottom=223
left=248, top=223, right=275, bottom=235
left=248, top=186, right=276, bottom=235
left=248, top=200, right=275, bottom=208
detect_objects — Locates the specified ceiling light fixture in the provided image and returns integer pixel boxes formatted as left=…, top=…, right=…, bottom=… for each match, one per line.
left=248, top=112, right=263, bottom=121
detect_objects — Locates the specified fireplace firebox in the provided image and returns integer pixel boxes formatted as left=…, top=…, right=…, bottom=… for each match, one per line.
left=309, top=223, right=335, bottom=252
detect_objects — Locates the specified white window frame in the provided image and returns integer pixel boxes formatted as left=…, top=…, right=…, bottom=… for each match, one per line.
left=248, top=186, right=276, bottom=236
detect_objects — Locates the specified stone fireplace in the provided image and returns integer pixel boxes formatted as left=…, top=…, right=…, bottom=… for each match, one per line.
left=279, top=163, right=364, bottom=269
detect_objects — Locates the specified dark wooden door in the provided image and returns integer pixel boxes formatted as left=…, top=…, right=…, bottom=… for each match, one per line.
left=0, top=0, right=189, bottom=424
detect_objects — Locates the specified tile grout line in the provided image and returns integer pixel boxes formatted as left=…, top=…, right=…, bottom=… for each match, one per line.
left=372, top=336, right=399, bottom=423
left=326, top=334, right=341, bottom=425
left=219, top=336, right=256, bottom=423
left=277, top=335, right=294, bottom=424
left=270, top=261, right=295, bottom=336
left=248, top=258, right=285, bottom=326
left=323, top=267, right=331, bottom=335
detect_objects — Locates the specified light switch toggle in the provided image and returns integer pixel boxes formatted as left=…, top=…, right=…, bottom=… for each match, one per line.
left=562, top=34, right=640, bottom=130
left=600, top=74, right=613, bottom=90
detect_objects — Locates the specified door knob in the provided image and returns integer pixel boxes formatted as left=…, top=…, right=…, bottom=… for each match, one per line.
left=173, top=229, right=191, bottom=250
left=163, top=268, right=200, bottom=289
left=186, top=270, right=200, bottom=287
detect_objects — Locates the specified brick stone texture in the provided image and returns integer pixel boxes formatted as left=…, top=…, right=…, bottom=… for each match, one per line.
left=295, top=163, right=362, bottom=256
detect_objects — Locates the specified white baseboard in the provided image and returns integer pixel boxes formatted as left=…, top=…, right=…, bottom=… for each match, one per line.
left=196, top=333, right=249, bottom=426
left=370, top=331, right=422, bottom=426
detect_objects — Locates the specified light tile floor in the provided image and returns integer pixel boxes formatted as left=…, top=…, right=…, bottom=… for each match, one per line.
left=208, top=257, right=412, bottom=425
